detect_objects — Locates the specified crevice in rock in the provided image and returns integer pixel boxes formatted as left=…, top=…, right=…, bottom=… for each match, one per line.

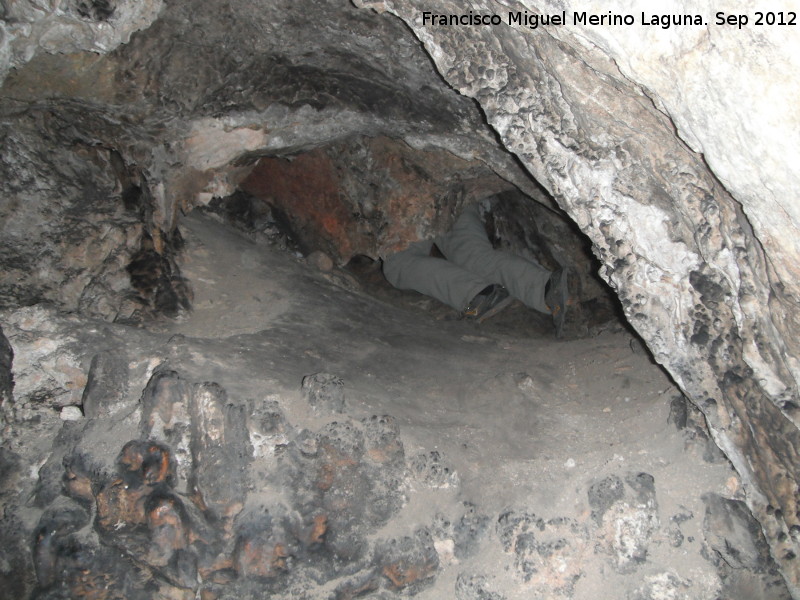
left=126, top=228, right=193, bottom=320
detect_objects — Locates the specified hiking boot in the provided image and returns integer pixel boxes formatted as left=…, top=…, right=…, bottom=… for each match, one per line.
left=462, top=284, right=513, bottom=322
left=545, top=267, right=568, bottom=338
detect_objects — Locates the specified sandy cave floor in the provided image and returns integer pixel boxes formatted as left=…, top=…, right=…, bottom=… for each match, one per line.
left=161, top=212, right=740, bottom=598
left=0, top=211, right=765, bottom=599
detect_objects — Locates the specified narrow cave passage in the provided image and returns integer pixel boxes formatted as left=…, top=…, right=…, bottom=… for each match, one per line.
left=0, top=110, right=786, bottom=600
left=2, top=47, right=788, bottom=600
left=191, top=133, right=622, bottom=341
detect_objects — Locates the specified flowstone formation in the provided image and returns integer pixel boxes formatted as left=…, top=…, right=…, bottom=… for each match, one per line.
left=20, top=365, right=427, bottom=598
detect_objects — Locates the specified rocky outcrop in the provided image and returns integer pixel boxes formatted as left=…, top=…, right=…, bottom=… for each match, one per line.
left=240, top=135, right=512, bottom=260
left=0, top=120, right=190, bottom=321
left=30, top=368, right=428, bottom=598
left=232, top=140, right=615, bottom=334
left=1, top=202, right=793, bottom=598
left=20, top=359, right=788, bottom=599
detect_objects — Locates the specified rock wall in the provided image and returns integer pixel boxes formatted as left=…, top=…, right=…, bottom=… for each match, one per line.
left=0, top=117, right=193, bottom=321
left=240, top=135, right=512, bottom=260
left=353, top=0, right=800, bottom=591
left=1, top=301, right=789, bottom=599
left=0, top=0, right=164, bottom=83
left=0, top=326, right=12, bottom=435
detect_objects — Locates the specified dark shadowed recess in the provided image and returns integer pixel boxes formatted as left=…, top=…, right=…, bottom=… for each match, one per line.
left=201, top=137, right=628, bottom=340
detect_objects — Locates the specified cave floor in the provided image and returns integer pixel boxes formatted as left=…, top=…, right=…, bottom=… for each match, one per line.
left=0, top=212, right=757, bottom=599
left=160, top=213, right=738, bottom=598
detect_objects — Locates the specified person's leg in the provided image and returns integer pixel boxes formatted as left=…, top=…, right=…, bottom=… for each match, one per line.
left=383, top=241, right=492, bottom=312
left=436, top=204, right=552, bottom=314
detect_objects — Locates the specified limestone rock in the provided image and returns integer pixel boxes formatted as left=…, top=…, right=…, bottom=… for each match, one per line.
left=1, top=306, right=87, bottom=409
left=59, top=406, right=83, bottom=421
left=240, top=136, right=512, bottom=261
left=189, top=382, right=251, bottom=522
left=549, top=0, right=800, bottom=323
left=0, top=126, right=157, bottom=321
left=628, top=572, right=691, bottom=600
left=2, top=0, right=800, bottom=594
left=703, top=493, right=774, bottom=571
left=139, top=369, right=193, bottom=492
left=246, top=399, right=291, bottom=460
left=301, top=372, right=346, bottom=415
left=81, top=349, right=129, bottom=419
left=232, top=510, right=294, bottom=581
left=280, top=417, right=408, bottom=564
left=33, top=504, right=154, bottom=599
left=0, top=0, right=164, bottom=84
left=409, top=450, right=459, bottom=489
left=377, top=528, right=440, bottom=593
left=306, top=250, right=334, bottom=273
left=0, top=490, right=36, bottom=599
left=496, top=509, right=588, bottom=595
left=455, top=573, right=506, bottom=600
left=590, top=472, right=659, bottom=573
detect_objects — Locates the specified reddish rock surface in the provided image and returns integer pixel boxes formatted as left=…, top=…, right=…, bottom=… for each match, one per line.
left=241, top=136, right=510, bottom=262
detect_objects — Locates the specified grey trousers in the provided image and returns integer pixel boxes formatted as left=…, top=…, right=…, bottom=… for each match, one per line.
left=383, top=203, right=552, bottom=313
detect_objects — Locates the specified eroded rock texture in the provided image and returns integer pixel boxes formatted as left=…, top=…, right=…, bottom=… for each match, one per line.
left=2, top=0, right=800, bottom=595
left=0, top=0, right=533, bottom=322
left=0, top=0, right=164, bottom=82
left=240, top=135, right=512, bottom=260
left=10, top=354, right=780, bottom=599
left=27, top=368, right=433, bottom=598
left=0, top=325, right=12, bottom=447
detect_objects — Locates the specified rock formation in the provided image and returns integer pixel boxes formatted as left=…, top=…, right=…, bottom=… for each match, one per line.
left=1, top=0, right=799, bottom=596
left=354, top=0, right=800, bottom=592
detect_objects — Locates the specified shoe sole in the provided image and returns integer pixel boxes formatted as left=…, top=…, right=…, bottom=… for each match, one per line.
left=477, top=295, right=515, bottom=323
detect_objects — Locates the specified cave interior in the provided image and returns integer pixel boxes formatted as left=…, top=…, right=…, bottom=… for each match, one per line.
left=1, top=1, right=799, bottom=599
